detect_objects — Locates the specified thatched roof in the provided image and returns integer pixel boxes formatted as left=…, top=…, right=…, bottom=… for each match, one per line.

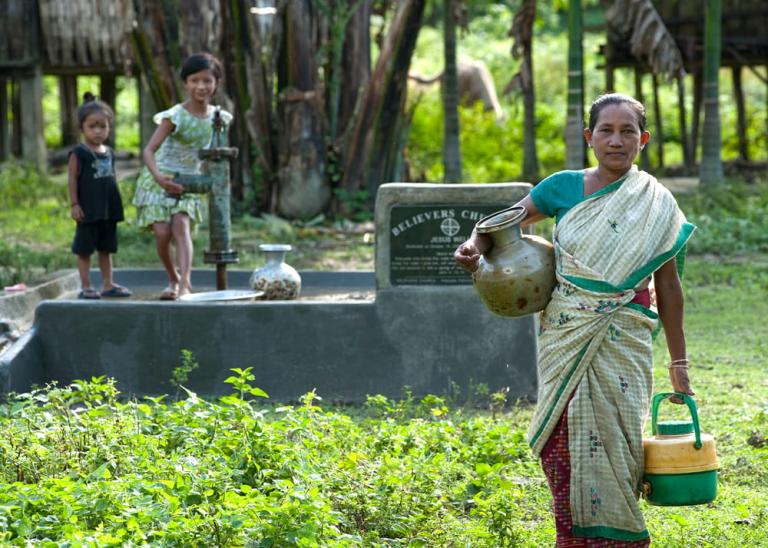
left=606, top=0, right=685, bottom=80
left=605, top=0, right=768, bottom=74
left=0, top=0, right=134, bottom=73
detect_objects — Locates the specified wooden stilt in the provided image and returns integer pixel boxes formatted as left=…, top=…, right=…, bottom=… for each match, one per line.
left=605, top=41, right=615, bottom=92
left=732, top=65, right=748, bottom=162
left=100, top=75, right=117, bottom=147
left=691, top=69, right=702, bottom=166
left=0, top=79, right=8, bottom=161
left=19, top=66, right=46, bottom=170
left=59, top=75, right=79, bottom=147
left=634, top=66, right=650, bottom=171
left=11, top=79, right=22, bottom=157
left=677, top=75, right=691, bottom=171
left=652, top=74, right=664, bottom=170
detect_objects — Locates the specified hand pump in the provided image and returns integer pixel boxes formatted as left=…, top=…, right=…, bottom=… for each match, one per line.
left=172, top=108, right=239, bottom=290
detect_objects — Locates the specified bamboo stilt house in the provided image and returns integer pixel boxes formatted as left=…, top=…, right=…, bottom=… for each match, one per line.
left=602, top=0, right=768, bottom=170
left=0, top=0, right=134, bottom=167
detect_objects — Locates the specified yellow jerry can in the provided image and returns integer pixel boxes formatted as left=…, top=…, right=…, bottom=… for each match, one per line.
left=642, top=392, right=719, bottom=506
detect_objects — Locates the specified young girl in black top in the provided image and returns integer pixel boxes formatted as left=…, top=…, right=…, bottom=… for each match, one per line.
left=67, top=93, right=132, bottom=299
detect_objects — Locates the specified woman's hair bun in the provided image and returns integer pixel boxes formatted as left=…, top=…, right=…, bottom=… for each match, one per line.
left=82, top=91, right=96, bottom=103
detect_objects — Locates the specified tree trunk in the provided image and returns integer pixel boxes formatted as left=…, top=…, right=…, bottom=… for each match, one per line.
left=339, top=0, right=372, bottom=138
left=700, top=0, right=723, bottom=184
left=276, top=0, right=329, bottom=218
left=731, top=65, right=748, bottom=162
left=511, top=0, right=539, bottom=182
left=565, top=0, right=584, bottom=169
left=442, top=0, right=462, bottom=183
left=340, top=0, right=426, bottom=199
left=245, top=0, right=281, bottom=213
left=220, top=0, right=257, bottom=204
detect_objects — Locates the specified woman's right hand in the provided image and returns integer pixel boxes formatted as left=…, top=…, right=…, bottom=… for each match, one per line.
left=155, top=174, right=184, bottom=197
left=454, top=233, right=491, bottom=273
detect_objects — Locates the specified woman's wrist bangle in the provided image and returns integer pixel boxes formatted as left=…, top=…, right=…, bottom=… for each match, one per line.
left=668, top=358, right=690, bottom=369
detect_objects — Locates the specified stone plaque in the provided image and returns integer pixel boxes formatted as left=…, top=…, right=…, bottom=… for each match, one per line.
left=389, top=204, right=507, bottom=285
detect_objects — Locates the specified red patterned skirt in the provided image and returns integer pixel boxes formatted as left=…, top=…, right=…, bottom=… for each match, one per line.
left=540, top=405, right=651, bottom=547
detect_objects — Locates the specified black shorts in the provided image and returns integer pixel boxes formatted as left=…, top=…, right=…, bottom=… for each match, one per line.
left=71, top=220, right=118, bottom=256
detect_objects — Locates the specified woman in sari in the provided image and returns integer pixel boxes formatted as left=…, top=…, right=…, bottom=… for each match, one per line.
left=455, top=93, right=695, bottom=546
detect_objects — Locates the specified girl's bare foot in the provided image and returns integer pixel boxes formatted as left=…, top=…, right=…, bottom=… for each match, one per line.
left=160, top=281, right=179, bottom=300
left=178, top=283, right=193, bottom=298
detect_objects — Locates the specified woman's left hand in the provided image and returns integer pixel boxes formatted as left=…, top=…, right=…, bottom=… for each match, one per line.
left=669, top=366, right=695, bottom=403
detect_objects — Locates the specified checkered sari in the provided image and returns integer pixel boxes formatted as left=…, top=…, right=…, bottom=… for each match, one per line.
left=528, top=166, right=695, bottom=540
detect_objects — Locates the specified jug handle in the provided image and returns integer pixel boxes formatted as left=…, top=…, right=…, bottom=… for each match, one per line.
left=650, top=392, right=702, bottom=449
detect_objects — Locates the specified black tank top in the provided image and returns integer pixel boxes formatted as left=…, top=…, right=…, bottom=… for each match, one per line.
left=69, top=144, right=124, bottom=222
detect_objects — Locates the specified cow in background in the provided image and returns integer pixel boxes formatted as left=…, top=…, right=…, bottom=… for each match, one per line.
left=409, top=59, right=505, bottom=121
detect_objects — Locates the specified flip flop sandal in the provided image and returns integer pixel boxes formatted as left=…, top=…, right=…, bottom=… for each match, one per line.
left=101, top=286, right=133, bottom=298
left=78, top=288, right=101, bottom=300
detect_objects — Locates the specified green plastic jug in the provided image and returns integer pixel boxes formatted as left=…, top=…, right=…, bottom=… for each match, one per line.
left=642, top=392, right=718, bottom=506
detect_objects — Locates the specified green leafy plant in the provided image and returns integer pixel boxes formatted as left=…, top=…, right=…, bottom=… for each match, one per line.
left=170, top=349, right=200, bottom=397
left=222, top=367, right=269, bottom=402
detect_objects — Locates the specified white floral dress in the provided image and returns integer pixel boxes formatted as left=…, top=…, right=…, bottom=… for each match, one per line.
left=133, top=104, right=233, bottom=229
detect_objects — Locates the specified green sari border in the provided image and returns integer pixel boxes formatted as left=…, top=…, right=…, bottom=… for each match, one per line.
left=556, top=171, right=629, bottom=226
left=587, top=173, right=628, bottom=200
left=623, top=222, right=696, bottom=289
left=561, top=222, right=696, bottom=294
left=561, top=275, right=622, bottom=294
left=529, top=343, right=590, bottom=449
left=572, top=525, right=650, bottom=541
left=624, top=302, right=658, bottom=319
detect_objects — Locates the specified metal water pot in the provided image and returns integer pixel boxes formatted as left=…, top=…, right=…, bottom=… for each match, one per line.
left=642, top=392, right=719, bottom=506
left=472, top=206, right=556, bottom=317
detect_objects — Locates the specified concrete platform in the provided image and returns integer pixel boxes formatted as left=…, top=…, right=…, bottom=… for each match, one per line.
left=0, top=268, right=537, bottom=402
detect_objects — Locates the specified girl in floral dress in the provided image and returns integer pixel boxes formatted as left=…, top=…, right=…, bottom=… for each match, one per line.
left=133, top=52, right=232, bottom=299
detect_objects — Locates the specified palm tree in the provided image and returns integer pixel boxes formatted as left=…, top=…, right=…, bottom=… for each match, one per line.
left=442, top=0, right=462, bottom=183
left=700, top=0, right=723, bottom=184
left=565, top=0, right=584, bottom=169
left=510, top=0, right=539, bottom=181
